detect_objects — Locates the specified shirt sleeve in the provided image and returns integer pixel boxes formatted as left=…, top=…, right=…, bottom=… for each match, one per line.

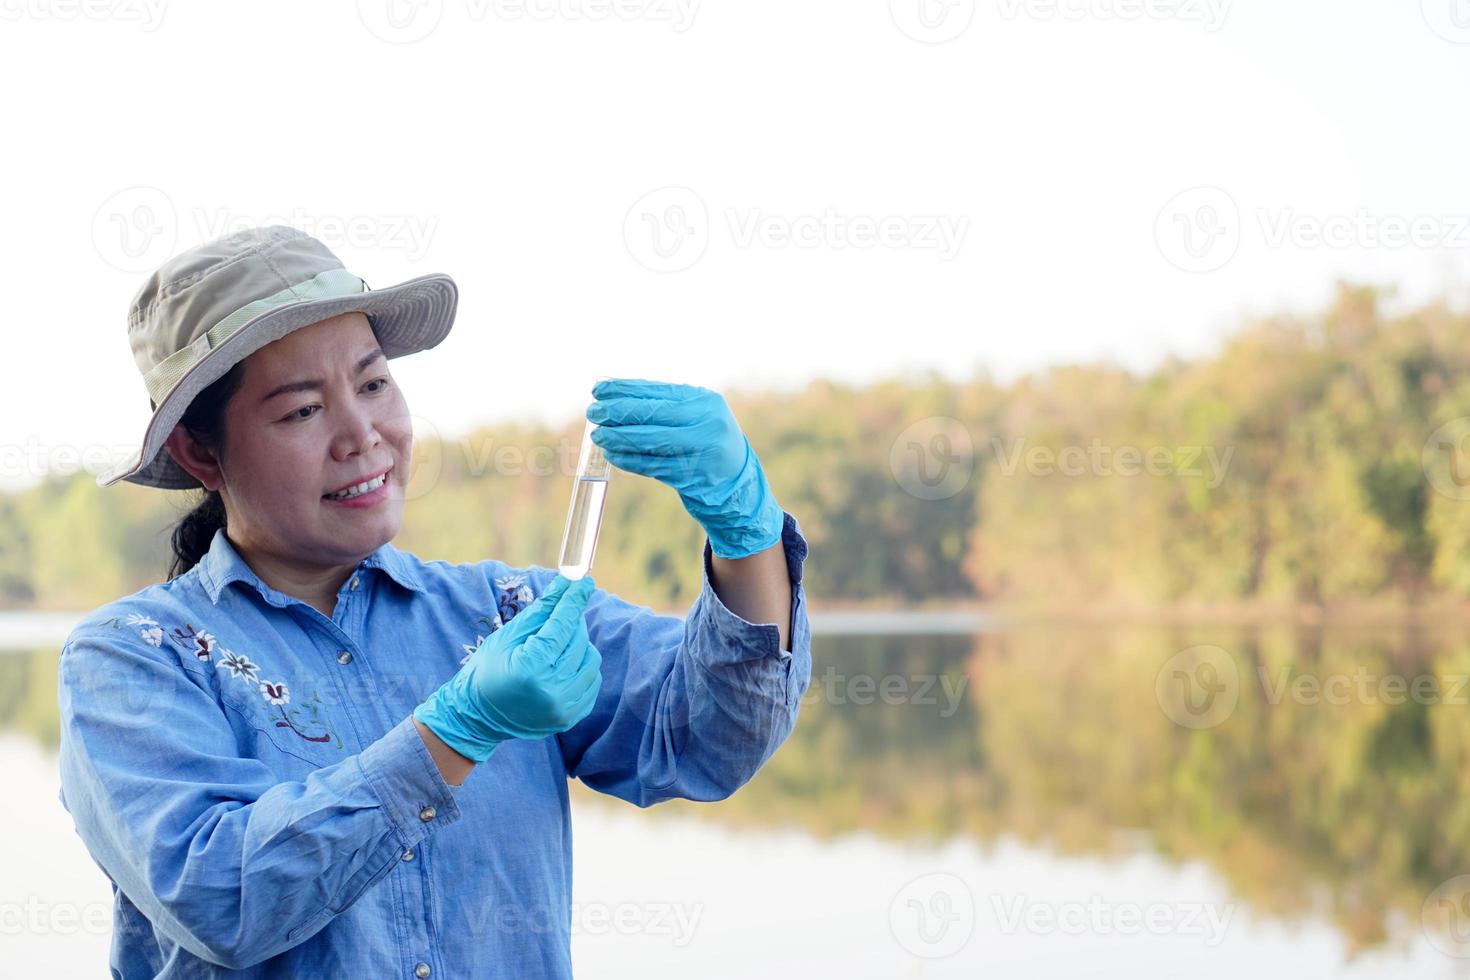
left=545, top=509, right=812, bottom=807
left=56, top=624, right=463, bottom=971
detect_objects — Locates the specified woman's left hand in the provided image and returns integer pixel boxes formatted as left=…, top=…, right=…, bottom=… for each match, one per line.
left=585, top=378, right=784, bottom=559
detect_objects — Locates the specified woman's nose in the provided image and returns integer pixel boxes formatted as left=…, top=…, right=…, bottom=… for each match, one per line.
left=331, top=403, right=382, bottom=460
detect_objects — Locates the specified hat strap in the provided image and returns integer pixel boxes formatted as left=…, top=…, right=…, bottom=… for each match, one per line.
left=142, top=268, right=365, bottom=406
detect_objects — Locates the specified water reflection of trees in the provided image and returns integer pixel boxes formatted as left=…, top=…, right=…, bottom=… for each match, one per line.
left=11, top=626, right=1470, bottom=952
left=652, top=628, right=1469, bottom=954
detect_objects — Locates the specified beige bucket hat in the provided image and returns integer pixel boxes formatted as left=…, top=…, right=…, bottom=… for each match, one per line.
left=98, top=225, right=457, bottom=490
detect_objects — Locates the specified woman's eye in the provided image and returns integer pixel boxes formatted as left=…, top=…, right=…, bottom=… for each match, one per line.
left=281, top=379, right=388, bottom=422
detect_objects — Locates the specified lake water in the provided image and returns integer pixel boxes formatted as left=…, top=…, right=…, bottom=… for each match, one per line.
left=3, top=619, right=1466, bottom=977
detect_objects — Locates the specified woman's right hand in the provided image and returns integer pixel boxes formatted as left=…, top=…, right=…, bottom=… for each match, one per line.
left=413, top=575, right=603, bottom=764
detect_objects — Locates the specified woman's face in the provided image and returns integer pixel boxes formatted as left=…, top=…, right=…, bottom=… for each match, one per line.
left=209, top=311, right=414, bottom=569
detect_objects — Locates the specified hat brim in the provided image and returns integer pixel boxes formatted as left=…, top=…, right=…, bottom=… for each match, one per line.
left=97, top=272, right=458, bottom=490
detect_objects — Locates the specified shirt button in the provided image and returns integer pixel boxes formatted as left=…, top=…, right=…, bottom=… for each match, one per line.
left=336, top=651, right=353, bottom=665
left=414, top=963, right=431, bottom=978
left=419, top=805, right=436, bottom=822
left=402, top=848, right=415, bottom=861
left=350, top=574, right=360, bottom=590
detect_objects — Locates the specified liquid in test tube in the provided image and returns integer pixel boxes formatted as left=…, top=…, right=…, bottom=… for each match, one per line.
left=558, top=417, right=611, bottom=580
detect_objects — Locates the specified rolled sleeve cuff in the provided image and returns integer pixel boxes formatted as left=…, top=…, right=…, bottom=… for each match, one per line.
left=357, top=714, right=463, bottom=848
left=692, top=510, right=810, bottom=664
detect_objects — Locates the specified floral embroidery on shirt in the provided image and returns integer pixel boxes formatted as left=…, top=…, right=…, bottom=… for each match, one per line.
left=105, top=610, right=344, bottom=752
left=124, top=613, right=165, bottom=647
left=496, top=574, right=535, bottom=623
left=237, top=669, right=340, bottom=748
left=168, top=624, right=217, bottom=663
left=218, top=651, right=260, bottom=682
left=458, top=574, right=538, bottom=665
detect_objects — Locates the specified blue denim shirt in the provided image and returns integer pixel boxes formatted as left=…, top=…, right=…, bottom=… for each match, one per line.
left=57, top=512, right=810, bottom=978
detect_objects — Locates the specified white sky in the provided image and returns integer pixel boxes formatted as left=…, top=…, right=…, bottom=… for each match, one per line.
left=3, top=0, right=1469, bottom=490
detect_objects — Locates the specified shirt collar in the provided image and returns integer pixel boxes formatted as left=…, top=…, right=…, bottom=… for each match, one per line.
left=197, top=527, right=427, bottom=606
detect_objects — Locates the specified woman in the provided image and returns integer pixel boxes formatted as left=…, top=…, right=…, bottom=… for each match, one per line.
left=58, top=225, right=812, bottom=978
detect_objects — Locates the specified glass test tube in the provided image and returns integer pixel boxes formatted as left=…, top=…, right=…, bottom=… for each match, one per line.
left=558, top=417, right=611, bottom=580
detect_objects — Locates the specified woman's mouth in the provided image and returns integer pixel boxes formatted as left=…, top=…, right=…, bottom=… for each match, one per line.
left=322, top=468, right=392, bottom=507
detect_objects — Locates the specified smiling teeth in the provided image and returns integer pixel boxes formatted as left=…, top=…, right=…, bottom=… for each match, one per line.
left=326, top=473, right=387, bottom=500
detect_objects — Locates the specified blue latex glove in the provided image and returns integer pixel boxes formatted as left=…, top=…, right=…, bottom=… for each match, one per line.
left=585, top=378, right=784, bottom=559
left=413, top=575, right=602, bottom=763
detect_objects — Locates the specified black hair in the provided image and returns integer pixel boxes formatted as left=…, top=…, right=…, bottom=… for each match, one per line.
left=165, top=360, right=247, bottom=581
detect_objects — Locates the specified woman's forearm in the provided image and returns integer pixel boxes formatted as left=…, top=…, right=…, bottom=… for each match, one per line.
left=414, top=717, right=476, bottom=786
left=708, top=537, right=794, bottom=652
